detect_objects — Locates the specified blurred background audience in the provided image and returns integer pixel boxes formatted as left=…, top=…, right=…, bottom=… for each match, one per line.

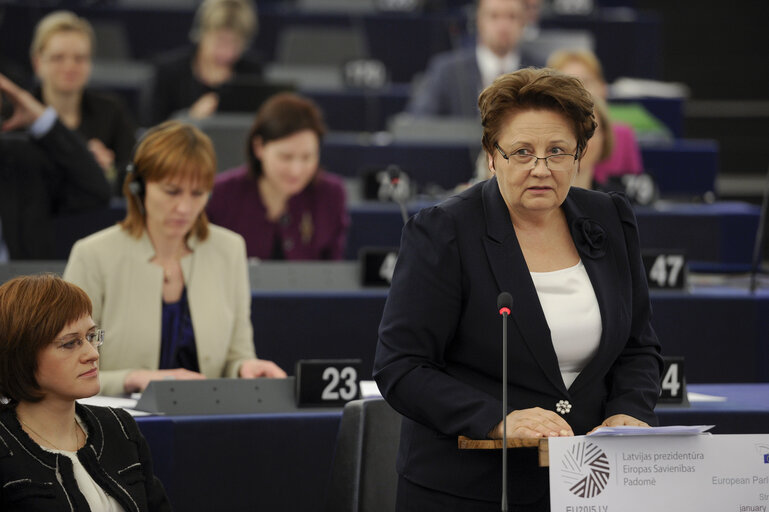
left=0, top=72, right=109, bottom=261
left=406, top=0, right=538, bottom=117
left=150, top=0, right=260, bottom=123
left=30, top=11, right=136, bottom=192
left=547, top=49, right=643, bottom=186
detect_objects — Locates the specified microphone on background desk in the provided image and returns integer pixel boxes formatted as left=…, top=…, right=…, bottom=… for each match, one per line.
left=497, top=291, right=513, bottom=512
left=378, top=165, right=411, bottom=225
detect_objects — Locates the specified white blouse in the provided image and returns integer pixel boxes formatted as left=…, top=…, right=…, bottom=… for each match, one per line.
left=44, top=417, right=125, bottom=512
left=530, top=260, right=602, bottom=389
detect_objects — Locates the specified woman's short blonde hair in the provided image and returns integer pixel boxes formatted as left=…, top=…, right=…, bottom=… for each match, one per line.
left=546, top=49, right=605, bottom=83
left=121, top=121, right=216, bottom=241
left=30, top=10, right=94, bottom=60
left=191, top=0, right=258, bottom=42
left=478, top=67, right=596, bottom=159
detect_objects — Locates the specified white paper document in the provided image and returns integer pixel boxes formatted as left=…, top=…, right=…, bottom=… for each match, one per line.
left=359, top=380, right=382, bottom=398
left=549, top=434, right=769, bottom=512
left=588, top=425, right=714, bottom=436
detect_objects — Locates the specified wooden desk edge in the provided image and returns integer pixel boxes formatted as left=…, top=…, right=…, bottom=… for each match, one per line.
left=457, top=436, right=550, bottom=467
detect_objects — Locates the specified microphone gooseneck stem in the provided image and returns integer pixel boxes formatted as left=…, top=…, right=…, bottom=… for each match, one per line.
left=501, top=310, right=508, bottom=512
left=397, top=200, right=409, bottom=226
left=749, top=163, right=769, bottom=293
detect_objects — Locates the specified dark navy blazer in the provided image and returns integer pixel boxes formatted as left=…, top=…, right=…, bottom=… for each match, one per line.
left=374, top=178, right=662, bottom=504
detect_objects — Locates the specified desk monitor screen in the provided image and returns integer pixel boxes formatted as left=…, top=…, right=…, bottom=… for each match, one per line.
left=217, top=77, right=295, bottom=113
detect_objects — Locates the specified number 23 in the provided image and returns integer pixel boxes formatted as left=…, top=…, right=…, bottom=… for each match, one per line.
left=322, top=367, right=358, bottom=401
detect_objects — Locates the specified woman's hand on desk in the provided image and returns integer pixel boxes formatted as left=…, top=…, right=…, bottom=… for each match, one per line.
left=124, top=368, right=206, bottom=393
left=489, top=407, right=574, bottom=440
left=587, top=414, right=650, bottom=434
left=239, top=358, right=288, bottom=379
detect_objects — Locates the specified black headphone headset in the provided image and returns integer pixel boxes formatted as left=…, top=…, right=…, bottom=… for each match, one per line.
left=125, top=162, right=145, bottom=198
left=124, top=127, right=148, bottom=216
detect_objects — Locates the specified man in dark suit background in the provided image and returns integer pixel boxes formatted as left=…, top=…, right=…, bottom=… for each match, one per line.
left=406, top=0, right=541, bottom=117
left=0, top=73, right=110, bottom=260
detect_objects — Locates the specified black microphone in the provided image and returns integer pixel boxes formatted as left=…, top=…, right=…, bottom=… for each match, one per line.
left=389, top=166, right=410, bottom=225
left=378, top=165, right=410, bottom=225
left=497, top=291, right=513, bottom=512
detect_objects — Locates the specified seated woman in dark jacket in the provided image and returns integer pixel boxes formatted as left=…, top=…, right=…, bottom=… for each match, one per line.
left=0, top=274, right=171, bottom=511
left=151, top=0, right=261, bottom=123
left=30, top=10, right=137, bottom=192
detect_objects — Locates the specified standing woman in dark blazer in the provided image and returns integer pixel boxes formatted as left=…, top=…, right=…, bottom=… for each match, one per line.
left=30, top=11, right=137, bottom=192
left=374, top=68, right=662, bottom=511
left=0, top=274, right=170, bottom=511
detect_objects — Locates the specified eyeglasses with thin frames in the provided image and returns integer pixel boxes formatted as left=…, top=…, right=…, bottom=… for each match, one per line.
left=53, top=329, right=104, bottom=353
left=494, top=142, right=580, bottom=172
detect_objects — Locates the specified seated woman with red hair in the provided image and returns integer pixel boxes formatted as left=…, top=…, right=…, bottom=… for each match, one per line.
left=0, top=274, right=170, bottom=510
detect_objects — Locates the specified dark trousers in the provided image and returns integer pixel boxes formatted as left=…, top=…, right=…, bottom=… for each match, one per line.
left=396, top=475, right=550, bottom=512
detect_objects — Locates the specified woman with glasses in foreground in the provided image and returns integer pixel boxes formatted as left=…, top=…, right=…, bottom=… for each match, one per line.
left=374, top=68, right=662, bottom=511
left=0, top=274, right=170, bottom=510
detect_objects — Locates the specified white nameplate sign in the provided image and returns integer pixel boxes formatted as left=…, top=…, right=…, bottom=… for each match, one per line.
left=549, top=434, right=769, bottom=512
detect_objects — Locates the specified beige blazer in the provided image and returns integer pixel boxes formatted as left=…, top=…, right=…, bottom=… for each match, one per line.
left=64, top=224, right=256, bottom=396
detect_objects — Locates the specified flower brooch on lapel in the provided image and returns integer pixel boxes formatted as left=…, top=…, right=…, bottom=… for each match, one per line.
left=572, top=218, right=607, bottom=259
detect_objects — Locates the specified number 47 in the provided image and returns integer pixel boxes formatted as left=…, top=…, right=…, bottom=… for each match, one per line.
left=649, top=254, right=685, bottom=287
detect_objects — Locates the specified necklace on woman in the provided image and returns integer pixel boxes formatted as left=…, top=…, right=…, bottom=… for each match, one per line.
left=18, top=416, right=81, bottom=452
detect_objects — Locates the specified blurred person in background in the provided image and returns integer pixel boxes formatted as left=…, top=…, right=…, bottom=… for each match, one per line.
left=407, top=0, right=541, bottom=117
left=0, top=73, right=109, bottom=260
left=30, top=10, right=137, bottom=192
left=547, top=49, right=644, bottom=186
left=207, top=93, right=348, bottom=260
left=64, top=120, right=285, bottom=396
left=151, top=0, right=260, bottom=123
left=572, top=97, right=614, bottom=190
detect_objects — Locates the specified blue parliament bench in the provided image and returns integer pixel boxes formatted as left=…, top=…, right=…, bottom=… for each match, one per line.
left=134, top=383, right=769, bottom=511
left=50, top=198, right=758, bottom=266
left=320, top=135, right=719, bottom=200
left=342, top=200, right=756, bottom=264
left=3, top=260, right=766, bottom=384
left=249, top=278, right=769, bottom=384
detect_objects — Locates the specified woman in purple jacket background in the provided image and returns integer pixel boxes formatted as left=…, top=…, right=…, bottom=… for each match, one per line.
left=207, top=93, right=349, bottom=260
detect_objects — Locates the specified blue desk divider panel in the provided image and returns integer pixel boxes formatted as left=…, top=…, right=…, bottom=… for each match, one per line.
left=321, top=135, right=478, bottom=191
left=641, top=139, right=719, bottom=198
left=248, top=287, right=769, bottom=385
